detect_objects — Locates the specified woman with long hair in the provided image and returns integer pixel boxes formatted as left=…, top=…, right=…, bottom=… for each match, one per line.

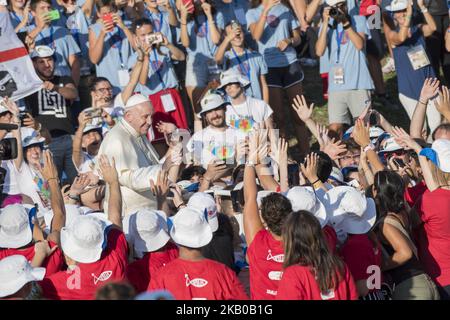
left=372, top=170, right=439, bottom=300
left=246, top=0, right=309, bottom=156
left=8, top=0, right=34, bottom=33
left=277, top=210, right=358, bottom=300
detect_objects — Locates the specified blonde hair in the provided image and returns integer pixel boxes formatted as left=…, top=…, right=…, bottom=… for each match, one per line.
left=429, top=161, right=450, bottom=187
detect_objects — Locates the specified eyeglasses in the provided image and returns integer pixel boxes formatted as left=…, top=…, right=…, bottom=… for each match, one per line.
left=339, top=154, right=361, bottom=161
left=96, top=87, right=113, bottom=93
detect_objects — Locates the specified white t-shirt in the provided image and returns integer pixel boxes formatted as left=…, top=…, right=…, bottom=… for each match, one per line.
left=226, top=96, right=273, bottom=134
left=187, top=126, right=246, bottom=168
left=74, top=152, right=97, bottom=174
left=0, top=160, right=20, bottom=195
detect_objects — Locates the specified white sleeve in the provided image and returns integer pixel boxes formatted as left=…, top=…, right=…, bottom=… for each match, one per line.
left=118, top=164, right=162, bottom=192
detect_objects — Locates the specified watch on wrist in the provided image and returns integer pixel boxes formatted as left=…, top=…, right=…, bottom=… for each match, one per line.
left=363, top=143, right=375, bottom=153
left=68, top=194, right=81, bottom=201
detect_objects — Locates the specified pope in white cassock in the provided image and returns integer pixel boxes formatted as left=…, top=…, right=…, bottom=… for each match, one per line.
left=97, top=94, right=178, bottom=215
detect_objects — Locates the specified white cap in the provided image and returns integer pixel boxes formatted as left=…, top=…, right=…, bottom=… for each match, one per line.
left=218, top=68, right=250, bottom=90
left=385, top=0, right=408, bottom=12
left=323, top=186, right=376, bottom=234
left=198, top=92, right=229, bottom=116
left=380, top=136, right=403, bottom=153
left=123, top=209, right=170, bottom=255
left=60, top=215, right=108, bottom=263
left=431, top=139, right=450, bottom=173
left=21, top=127, right=45, bottom=148
left=169, top=207, right=213, bottom=248
left=83, top=123, right=103, bottom=135
left=0, top=255, right=45, bottom=298
left=286, top=187, right=328, bottom=228
left=187, top=192, right=218, bottom=232
left=124, top=94, right=151, bottom=110
left=30, top=45, right=55, bottom=59
left=0, top=205, right=34, bottom=249
left=325, top=0, right=346, bottom=6
left=329, top=166, right=345, bottom=183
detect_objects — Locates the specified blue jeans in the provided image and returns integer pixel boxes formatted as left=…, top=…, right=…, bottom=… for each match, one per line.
left=48, top=134, right=77, bottom=184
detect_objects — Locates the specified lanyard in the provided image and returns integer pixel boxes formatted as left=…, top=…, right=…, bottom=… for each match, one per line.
left=146, top=8, right=163, bottom=32
left=336, top=27, right=345, bottom=64
left=151, top=48, right=166, bottom=90
left=39, top=26, right=55, bottom=50
left=69, top=15, right=81, bottom=48
left=231, top=48, right=251, bottom=81
left=109, top=27, right=124, bottom=68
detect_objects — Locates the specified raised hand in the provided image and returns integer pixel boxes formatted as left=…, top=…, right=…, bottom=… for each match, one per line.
left=351, top=119, right=371, bottom=148
left=300, top=152, right=320, bottom=183
left=39, top=150, right=58, bottom=182
left=98, top=155, right=119, bottom=184
left=156, top=121, right=177, bottom=134
left=201, top=0, right=212, bottom=17
left=150, top=170, right=170, bottom=198
left=69, top=174, right=91, bottom=196
left=322, top=138, right=347, bottom=161
left=204, top=160, right=229, bottom=182
left=419, top=78, right=440, bottom=103
left=292, top=94, right=313, bottom=122
left=391, top=126, right=422, bottom=153
left=316, top=123, right=330, bottom=148
left=434, top=86, right=450, bottom=117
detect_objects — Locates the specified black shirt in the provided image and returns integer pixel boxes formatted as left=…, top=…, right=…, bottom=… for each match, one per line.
left=424, top=0, right=447, bottom=16
left=24, top=76, right=75, bottom=137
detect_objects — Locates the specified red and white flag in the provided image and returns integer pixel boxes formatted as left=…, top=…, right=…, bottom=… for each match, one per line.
left=0, top=9, right=42, bottom=101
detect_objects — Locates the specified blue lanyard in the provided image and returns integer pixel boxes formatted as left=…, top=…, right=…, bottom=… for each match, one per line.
left=109, top=27, right=124, bottom=67
left=151, top=48, right=166, bottom=90
left=146, top=8, right=163, bottom=32
left=69, top=16, right=81, bottom=48
left=336, top=27, right=345, bottom=64
left=39, top=26, right=55, bottom=49
left=231, top=48, right=251, bottom=81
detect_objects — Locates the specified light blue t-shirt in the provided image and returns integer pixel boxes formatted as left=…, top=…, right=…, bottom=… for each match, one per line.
left=143, top=8, right=173, bottom=44
left=213, top=0, right=249, bottom=27
left=66, top=6, right=92, bottom=76
left=9, top=11, right=34, bottom=33
left=246, top=4, right=299, bottom=68
left=223, top=49, right=268, bottom=100
left=128, top=47, right=179, bottom=95
left=324, top=16, right=374, bottom=92
left=32, top=24, right=81, bottom=77
left=185, top=13, right=225, bottom=61
left=89, top=23, right=133, bottom=95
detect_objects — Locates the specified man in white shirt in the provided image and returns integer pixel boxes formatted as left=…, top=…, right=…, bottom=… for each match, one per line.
left=187, top=92, right=247, bottom=170
left=219, top=68, right=274, bottom=134
left=97, top=94, right=179, bottom=215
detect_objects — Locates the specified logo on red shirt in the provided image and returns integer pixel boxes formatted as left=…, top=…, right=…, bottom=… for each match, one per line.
left=266, top=250, right=284, bottom=263
left=91, top=271, right=113, bottom=285
left=268, top=271, right=283, bottom=281
left=185, top=274, right=208, bottom=288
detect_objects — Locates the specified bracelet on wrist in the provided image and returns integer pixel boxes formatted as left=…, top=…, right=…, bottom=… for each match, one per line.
left=343, top=23, right=351, bottom=30
left=420, top=7, right=428, bottom=13
left=68, top=193, right=81, bottom=201
left=419, top=98, right=428, bottom=105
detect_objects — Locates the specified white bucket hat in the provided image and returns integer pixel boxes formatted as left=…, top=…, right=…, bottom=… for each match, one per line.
left=123, top=209, right=170, bottom=255
left=286, top=187, right=328, bottom=228
left=420, top=139, right=450, bottom=173
left=60, top=215, right=108, bottom=263
left=125, top=93, right=150, bottom=110
left=198, top=92, right=229, bottom=116
left=0, top=204, right=34, bottom=249
left=187, top=192, right=219, bottom=232
left=385, top=0, right=408, bottom=12
left=30, top=45, right=55, bottom=59
left=218, top=68, right=250, bottom=90
left=0, top=255, right=45, bottom=298
left=21, top=127, right=45, bottom=148
left=323, top=186, right=376, bottom=234
left=168, top=207, right=213, bottom=248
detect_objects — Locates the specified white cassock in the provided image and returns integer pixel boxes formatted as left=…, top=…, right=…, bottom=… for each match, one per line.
left=97, top=118, right=161, bottom=216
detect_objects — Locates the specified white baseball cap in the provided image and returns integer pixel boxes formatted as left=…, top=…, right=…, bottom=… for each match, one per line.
left=168, top=207, right=213, bottom=248
left=286, top=187, right=328, bottom=228
left=430, top=139, right=450, bottom=173
left=323, top=186, right=376, bottom=234
left=218, top=68, right=250, bottom=90
left=124, top=94, right=151, bottom=110
left=0, top=204, right=34, bottom=249
left=198, top=92, right=230, bottom=116
left=0, top=255, right=45, bottom=298
left=379, top=136, right=403, bottom=153
left=30, top=45, right=55, bottom=59
left=385, top=0, right=408, bottom=12
left=21, top=127, right=45, bottom=148
left=123, top=209, right=170, bottom=255
left=83, top=123, right=103, bottom=135
left=60, top=215, right=108, bottom=263
left=325, top=0, right=346, bottom=6
left=187, top=192, right=219, bottom=232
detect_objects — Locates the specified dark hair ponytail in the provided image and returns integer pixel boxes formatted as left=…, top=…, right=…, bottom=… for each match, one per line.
left=373, top=170, right=406, bottom=218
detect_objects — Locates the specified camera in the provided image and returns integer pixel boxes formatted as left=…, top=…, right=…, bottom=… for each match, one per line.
left=146, top=33, right=163, bottom=45
left=329, top=6, right=346, bottom=21
left=0, top=137, right=18, bottom=161
left=19, top=112, right=29, bottom=126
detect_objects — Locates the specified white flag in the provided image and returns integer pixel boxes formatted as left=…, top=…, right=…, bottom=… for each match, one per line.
left=0, top=10, right=42, bottom=101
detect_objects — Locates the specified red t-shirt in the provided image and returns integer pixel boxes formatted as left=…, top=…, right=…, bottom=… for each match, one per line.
left=323, top=225, right=338, bottom=253
left=0, top=241, right=64, bottom=277
left=416, top=188, right=450, bottom=287
left=276, top=263, right=358, bottom=300
left=39, top=228, right=128, bottom=300
left=340, top=234, right=382, bottom=286
left=148, top=258, right=248, bottom=300
left=247, top=229, right=284, bottom=300
left=404, top=180, right=427, bottom=208
left=126, top=242, right=179, bottom=294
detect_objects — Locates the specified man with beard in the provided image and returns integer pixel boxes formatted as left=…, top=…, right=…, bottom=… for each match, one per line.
left=187, top=91, right=247, bottom=185
left=24, top=45, right=78, bottom=184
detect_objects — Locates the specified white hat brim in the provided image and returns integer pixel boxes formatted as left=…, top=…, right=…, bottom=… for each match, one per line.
left=60, top=227, right=104, bottom=264
left=0, top=267, right=45, bottom=298
left=335, top=198, right=377, bottom=234
left=22, top=137, right=45, bottom=149
left=169, top=222, right=213, bottom=248
left=0, top=225, right=32, bottom=249
left=198, top=102, right=230, bottom=116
